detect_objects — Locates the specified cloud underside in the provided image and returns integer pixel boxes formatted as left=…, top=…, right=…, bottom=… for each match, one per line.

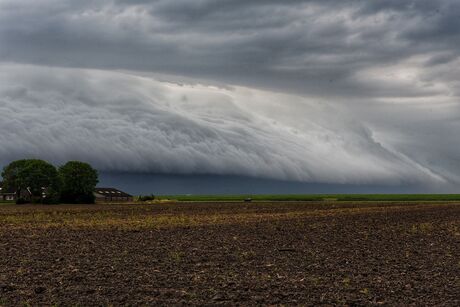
left=0, top=0, right=459, bottom=187
left=0, top=64, right=452, bottom=186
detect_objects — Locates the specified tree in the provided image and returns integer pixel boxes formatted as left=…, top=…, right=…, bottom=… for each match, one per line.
left=1, top=159, right=61, bottom=204
left=59, top=161, right=99, bottom=203
left=21, top=159, right=61, bottom=203
left=1, top=159, right=30, bottom=202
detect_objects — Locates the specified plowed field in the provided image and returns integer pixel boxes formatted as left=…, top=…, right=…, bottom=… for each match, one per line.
left=0, top=201, right=459, bottom=305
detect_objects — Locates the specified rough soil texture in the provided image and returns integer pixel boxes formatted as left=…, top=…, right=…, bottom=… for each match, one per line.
left=0, top=201, right=459, bottom=306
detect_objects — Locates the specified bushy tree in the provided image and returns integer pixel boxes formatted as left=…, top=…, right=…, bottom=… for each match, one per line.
left=1, top=159, right=29, bottom=202
left=138, top=194, right=155, bottom=202
left=22, top=160, right=61, bottom=203
left=2, top=159, right=61, bottom=204
left=59, top=161, right=98, bottom=203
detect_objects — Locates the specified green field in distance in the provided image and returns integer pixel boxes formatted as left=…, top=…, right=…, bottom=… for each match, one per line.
left=156, top=194, right=460, bottom=202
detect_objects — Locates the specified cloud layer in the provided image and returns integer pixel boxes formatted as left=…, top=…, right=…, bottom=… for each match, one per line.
left=2, top=0, right=459, bottom=97
left=0, top=0, right=459, bottom=188
left=0, top=64, right=448, bottom=186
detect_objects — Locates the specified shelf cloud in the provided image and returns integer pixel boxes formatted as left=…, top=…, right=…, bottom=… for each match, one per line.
left=0, top=0, right=459, bottom=189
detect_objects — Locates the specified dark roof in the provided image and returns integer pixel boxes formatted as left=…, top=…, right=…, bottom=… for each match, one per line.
left=0, top=181, right=16, bottom=194
left=94, top=187, right=132, bottom=197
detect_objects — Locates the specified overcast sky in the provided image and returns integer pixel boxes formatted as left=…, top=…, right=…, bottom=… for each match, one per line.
left=1, top=0, right=459, bottom=192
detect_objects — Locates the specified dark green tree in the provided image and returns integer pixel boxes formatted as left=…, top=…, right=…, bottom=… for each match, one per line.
left=2, top=159, right=61, bottom=204
left=1, top=159, right=29, bottom=203
left=59, top=161, right=99, bottom=203
left=20, top=159, right=61, bottom=203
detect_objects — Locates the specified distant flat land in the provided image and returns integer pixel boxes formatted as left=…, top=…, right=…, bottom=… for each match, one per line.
left=158, top=194, right=460, bottom=202
left=0, top=201, right=459, bottom=305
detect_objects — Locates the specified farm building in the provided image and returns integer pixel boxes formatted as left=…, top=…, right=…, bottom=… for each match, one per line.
left=94, top=188, right=133, bottom=202
left=0, top=182, right=16, bottom=201
left=0, top=182, right=34, bottom=201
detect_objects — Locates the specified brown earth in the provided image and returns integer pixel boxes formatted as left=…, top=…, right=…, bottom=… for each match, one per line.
left=0, top=201, right=459, bottom=306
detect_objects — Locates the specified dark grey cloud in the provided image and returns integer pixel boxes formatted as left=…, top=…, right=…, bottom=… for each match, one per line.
left=0, top=0, right=459, bottom=189
left=3, top=0, right=458, bottom=96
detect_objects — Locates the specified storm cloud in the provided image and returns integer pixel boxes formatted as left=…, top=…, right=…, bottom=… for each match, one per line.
left=0, top=0, right=459, bottom=190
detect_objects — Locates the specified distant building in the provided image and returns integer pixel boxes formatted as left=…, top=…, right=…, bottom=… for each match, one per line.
left=0, top=182, right=33, bottom=201
left=0, top=182, right=15, bottom=201
left=94, top=187, right=133, bottom=202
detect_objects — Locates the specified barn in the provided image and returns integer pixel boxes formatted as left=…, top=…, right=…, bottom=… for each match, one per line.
left=94, top=188, right=133, bottom=202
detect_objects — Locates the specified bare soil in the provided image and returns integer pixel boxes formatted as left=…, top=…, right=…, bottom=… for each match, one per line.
left=0, top=201, right=459, bottom=306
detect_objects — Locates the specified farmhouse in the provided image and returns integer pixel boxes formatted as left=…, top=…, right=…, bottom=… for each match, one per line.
left=94, top=187, right=133, bottom=202
left=0, top=182, right=34, bottom=201
left=0, top=182, right=15, bottom=201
